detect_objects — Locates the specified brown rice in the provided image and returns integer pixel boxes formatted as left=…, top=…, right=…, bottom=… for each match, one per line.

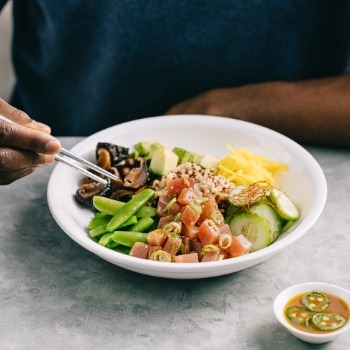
left=152, top=162, right=235, bottom=201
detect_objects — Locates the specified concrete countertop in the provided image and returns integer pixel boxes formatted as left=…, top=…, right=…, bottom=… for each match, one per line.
left=1, top=138, right=349, bottom=350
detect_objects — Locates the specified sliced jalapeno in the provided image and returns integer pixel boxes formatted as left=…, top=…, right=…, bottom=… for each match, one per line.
left=286, top=306, right=314, bottom=325
left=312, top=313, right=347, bottom=331
left=302, top=291, right=330, bottom=312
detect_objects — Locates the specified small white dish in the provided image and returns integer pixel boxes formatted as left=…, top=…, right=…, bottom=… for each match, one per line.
left=273, top=282, right=350, bottom=344
left=47, top=115, right=327, bottom=279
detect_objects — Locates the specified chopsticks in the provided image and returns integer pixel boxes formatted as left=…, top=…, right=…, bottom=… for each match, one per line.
left=0, top=114, right=118, bottom=186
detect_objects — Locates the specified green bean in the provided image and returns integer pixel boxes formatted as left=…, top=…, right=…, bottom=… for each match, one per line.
left=112, top=231, right=148, bottom=247
left=135, top=206, right=157, bottom=218
left=94, top=195, right=157, bottom=217
left=119, top=215, right=138, bottom=228
left=98, top=232, right=114, bottom=246
left=89, top=224, right=108, bottom=238
left=106, top=189, right=154, bottom=231
left=129, top=217, right=154, bottom=232
left=93, top=196, right=125, bottom=215
left=88, top=215, right=112, bottom=229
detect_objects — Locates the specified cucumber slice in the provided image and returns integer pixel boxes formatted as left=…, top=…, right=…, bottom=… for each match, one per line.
left=269, top=188, right=300, bottom=221
left=228, top=184, right=265, bottom=207
left=250, top=202, right=283, bottom=243
left=228, top=212, right=271, bottom=252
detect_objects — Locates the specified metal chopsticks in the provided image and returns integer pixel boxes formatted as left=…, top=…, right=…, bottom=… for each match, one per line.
left=0, top=114, right=118, bottom=186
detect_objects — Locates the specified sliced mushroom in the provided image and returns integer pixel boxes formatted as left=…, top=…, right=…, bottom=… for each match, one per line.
left=75, top=179, right=111, bottom=206
left=123, top=157, right=149, bottom=189
left=96, top=143, right=129, bottom=166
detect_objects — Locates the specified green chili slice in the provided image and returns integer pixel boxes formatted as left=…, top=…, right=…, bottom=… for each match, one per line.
left=163, top=222, right=181, bottom=235
left=286, top=306, right=314, bottom=325
left=301, top=291, right=330, bottom=312
left=150, top=250, right=171, bottom=262
left=211, top=210, right=224, bottom=225
left=312, top=313, right=347, bottom=331
left=189, top=200, right=202, bottom=214
left=201, top=244, right=218, bottom=256
left=164, top=197, right=177, bottom=212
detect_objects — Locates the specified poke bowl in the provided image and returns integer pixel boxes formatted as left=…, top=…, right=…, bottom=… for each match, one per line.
left=47, top=115, right=327, bottom=279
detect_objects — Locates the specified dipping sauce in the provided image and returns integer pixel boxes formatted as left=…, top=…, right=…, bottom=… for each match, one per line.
left=284, top=290, right=350, bottom=333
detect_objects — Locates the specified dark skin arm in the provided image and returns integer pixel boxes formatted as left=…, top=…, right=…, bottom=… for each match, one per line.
left=0, top=98, right=61, bottom=185
left=166, top=74, right=350, bottom=147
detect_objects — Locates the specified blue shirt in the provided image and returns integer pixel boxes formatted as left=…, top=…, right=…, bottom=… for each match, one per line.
left=4, top=0, right=350, bottom=135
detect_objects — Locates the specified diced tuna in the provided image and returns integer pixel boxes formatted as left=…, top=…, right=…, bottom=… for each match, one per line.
left=225, top=234, right=252, bottom=258
left=182, top=237, right=191, bottom=255
left=201, top=249, right=221, bottom=262
left=172, top=253, right=199, bottom=263
left=218, top=223, right=231, bottom=236
left=129, top=242, right=150, bottom=259
left=157, top=215, right=175, bottom=229
left=147, top=229, right=167, bottom=247
left=167, top=178, right=195, bottom=197
left=198, top=219, right=220, bottom=245
left=178, top=187, right=202, bottom=205
left=163, top=236, right=182, bottom=256
left=190, top=240, right=202, bottom=257
left=198, top=195, right=219, bottom=225
left=156, top=195, right=182, bottom=217
left=182, top=225, right=199, bottom=240
left=182, top=205, right=200, bottom=228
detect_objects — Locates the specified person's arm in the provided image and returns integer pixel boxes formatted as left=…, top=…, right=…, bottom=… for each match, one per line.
left=166, top=74, right=350, bottom=147
left=0, top=98, right=61, bottom=185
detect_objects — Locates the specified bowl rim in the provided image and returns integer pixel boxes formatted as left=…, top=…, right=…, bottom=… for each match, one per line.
left=273, top=282, right=350, bottom=339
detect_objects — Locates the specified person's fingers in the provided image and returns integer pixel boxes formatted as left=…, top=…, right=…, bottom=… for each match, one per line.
left=0, top=147, right=55, bottom=171
left=0, top=121, right=61, bottom=155
left=0, top=97, right=51, bottom=134
left=0, top=167, right=36, bottom=185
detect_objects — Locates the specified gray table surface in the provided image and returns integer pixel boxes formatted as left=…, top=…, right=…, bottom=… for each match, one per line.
left=1, top=138, right=349, bottom=350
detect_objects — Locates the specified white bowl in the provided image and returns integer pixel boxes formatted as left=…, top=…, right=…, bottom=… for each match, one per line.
left=47, top=115, right=327, bottom=279
left=273, top=282, right=350, bottom=344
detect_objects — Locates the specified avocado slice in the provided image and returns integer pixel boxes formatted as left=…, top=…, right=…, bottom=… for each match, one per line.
left=149, top=148, right=179, bottom=175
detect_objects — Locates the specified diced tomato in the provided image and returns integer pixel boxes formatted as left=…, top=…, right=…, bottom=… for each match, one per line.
left=147, top=229, right=167, bottom=247
left=182, top=225, right=199, bottom=240
left=198, top=195, right=219, bottom=225
left=182, top=205, right=200, bottom=228
left=201, top=250, right=221, bottom=262
left=172, top=253, right=199, bottom=263
left=178, top=187, right=202, bottom=205
left=167, top=178, right=195, bottom=197
left=163, top=236, right=182, bottom=255
left=156, top=195, right=182, bottom=217
left=218, top=223, right=231, bottom=236
left=225, top=234, right=252, bottom=258
left=198, top=219, right=220, bottom=245
left=129, top=242, right=150, bottom=259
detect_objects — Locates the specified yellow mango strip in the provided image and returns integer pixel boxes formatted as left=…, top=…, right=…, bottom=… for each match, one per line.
left=216, top=145, right=288, bottom=185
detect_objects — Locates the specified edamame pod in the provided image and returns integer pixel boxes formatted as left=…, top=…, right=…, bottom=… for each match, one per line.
left=106, top=189, right=155, bottom=231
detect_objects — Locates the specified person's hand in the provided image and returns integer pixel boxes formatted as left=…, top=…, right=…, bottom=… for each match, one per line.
left=0, top=98, right=61, bottom=185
